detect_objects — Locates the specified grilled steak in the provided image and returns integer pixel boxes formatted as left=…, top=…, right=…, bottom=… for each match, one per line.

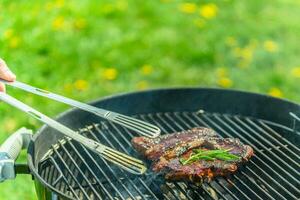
left=132, top=127, right=254, bottom=183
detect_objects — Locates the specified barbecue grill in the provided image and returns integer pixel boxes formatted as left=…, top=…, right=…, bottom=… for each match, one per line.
left=1, top=88, right=299, bottom=200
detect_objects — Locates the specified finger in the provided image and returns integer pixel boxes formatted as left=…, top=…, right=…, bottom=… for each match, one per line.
left=0, top=83, right=5, bottom=92
left=0, top=58, right=16, bottom=81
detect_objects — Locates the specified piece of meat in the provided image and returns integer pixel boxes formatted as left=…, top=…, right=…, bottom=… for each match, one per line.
left=131, top=127, right=254, bottom=183
left=131, top=127, right=218, bottom=161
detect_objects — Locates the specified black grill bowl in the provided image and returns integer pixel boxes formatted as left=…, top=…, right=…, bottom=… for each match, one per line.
left=27, top=88, right=300, bottom=200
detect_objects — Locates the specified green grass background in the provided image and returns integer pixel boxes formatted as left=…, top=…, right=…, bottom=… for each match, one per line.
left=0, top=0, right=299, bottom=199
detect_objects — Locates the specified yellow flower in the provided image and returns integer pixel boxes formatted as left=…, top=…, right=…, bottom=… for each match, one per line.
left=268, top=87, right=283, bottom=98
left=103, top=68, right=118, bottom=80
left=74, top=80, right=89, bottom=91
left=233, top=46, right=254, bottom=65
left=9, top=36, right=21, bottom=48
left=225, top=37, right=237, bottom=46
left=74, top=18, right=86, bottom=30
left=233, top=46, right=254, bottom=68
left=178, top=3, right=197, bottom=14
left=140, top=64, right=153, bottom=75
left=291, top=67, right=300, bottom=78
left=137, top=81, right=149, bottom=90
left=217, top=77, right=233, bottom=88
left=52, top=16, right=65, bottom=30
left=193, top=18, right=206, bottom=28
left=263, top=40, right=278, bottom=52
left=3, top=29, right=13, bottom=39
left=199, top=3, right=218, bottom=19
left=216, top=67, right=228, bottom=77
left=240, top=47, right=253, bottom=61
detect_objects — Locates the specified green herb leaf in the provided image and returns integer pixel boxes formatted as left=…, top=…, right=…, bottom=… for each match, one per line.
left=180, top=158, right=187, bottom=165
left=197, top=155, right=215, bottom=161
left=180, top=148, right=240, bottom=165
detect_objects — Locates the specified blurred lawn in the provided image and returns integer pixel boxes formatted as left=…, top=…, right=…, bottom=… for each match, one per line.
left=0, top=0, right=300, bottom=199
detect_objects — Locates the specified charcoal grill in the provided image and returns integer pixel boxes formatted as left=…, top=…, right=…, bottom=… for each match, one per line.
left=1, top=88, right=299, bottom=200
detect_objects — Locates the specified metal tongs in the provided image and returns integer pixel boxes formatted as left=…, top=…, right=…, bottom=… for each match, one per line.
left=0, top=80, right=154, bottom=175
left=0, top=80, right=160, bottom=138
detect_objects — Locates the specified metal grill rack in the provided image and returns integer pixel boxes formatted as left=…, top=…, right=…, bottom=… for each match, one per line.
left=38, top=111, right=300, bottom=200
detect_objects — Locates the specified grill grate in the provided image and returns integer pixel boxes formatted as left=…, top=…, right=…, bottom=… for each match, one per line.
left=38, top=111, right=300, bottom=200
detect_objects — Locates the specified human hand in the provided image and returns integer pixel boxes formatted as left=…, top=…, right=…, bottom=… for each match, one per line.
left=0, top=58, right=16, bottom=92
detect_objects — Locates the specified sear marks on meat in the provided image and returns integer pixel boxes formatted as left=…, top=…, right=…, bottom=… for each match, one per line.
left=132, top=127, right=217, bottom=161
left=131, top=127, right=254, bottom=183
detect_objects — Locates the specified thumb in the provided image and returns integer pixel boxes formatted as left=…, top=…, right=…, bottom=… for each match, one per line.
left=0, top=83, right=5, bottom=92
left=0, top=59, right=16, bottom=81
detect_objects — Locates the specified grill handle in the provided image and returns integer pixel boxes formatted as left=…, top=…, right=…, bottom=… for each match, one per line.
left=0, top=127, right=32, bottom=182
left=290, top=112, right=300, bottom=133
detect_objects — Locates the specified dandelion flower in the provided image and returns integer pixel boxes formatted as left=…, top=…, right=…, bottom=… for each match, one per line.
left=218, top=77, right=233, bottom=88
left=178, top=3, right=197, bottom=14
left=52, top=16, right=65, bottom=30
left=141, top=64, right=153, bottom=75
left=199, top=3, right=218, bottom=19
left=291, top=67, right=300, bottom=78
left=268, top=87, right=283, bottom=98
left=9, top=36, right=21, bottom=48
left=3, top=29, right=13, bottom=39
left=233, top=46, right=253, bottom=65
left=103, top=68, right=118, bottom=80
left=74, top=80, right=89, bottom=91
left=263, top=40, right=278, bottom=53
left=137, top=81, right=149, bottom=90
left=240, top=47, right=253, bottom=61
left=74, top=18, right=86, bottom=30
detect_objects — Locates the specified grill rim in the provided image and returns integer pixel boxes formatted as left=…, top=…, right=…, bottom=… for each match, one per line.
left=26, top=87, right=300, bottom=199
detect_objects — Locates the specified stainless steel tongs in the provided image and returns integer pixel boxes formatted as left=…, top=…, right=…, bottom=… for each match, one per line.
left=0, top=80, right=161, bottom=138
left=0, top=92, right=146, bottom=174
left=0, top=81, right=152, bottom=175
